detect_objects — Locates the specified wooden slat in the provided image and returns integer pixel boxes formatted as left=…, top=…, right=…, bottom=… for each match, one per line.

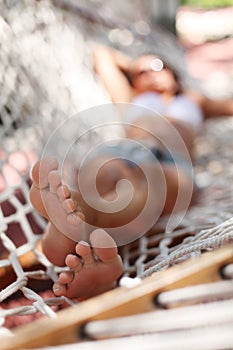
left=1, top=244, right=233, bottom=350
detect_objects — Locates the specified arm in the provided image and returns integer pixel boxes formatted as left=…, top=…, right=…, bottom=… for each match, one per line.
left=186, top=90, right=233, bottom=119
left=201, top=96, right=233, bottom=119
left=93, top=45, right=133, bottom=103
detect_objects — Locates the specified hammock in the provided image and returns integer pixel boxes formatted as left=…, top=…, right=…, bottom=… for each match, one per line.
left=0, top=0, right=233, bottom=348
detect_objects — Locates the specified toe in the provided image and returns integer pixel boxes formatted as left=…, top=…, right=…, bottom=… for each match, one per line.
left=63, top=198, right=76, bottom=213
left=57, top=184, right=70, bottom=200
left=65, top=254, right=83, bottom=273
left=32, top=157, right=58, bottom=189
left=76, top=211, right=85, bottom=221
left=76, top=241, right=95, bottom=266
left=59, top=271, right=74, bottom=284
left=66, top=213, right=83, bottom=226
left=48, top=170, right=61, bottom=193
left=90, top=229, right=118, bottom=263
left=53, top=282, right=67, bottom=297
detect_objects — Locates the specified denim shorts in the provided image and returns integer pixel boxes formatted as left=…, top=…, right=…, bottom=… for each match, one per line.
left=87, top=140, right=193, bottom=178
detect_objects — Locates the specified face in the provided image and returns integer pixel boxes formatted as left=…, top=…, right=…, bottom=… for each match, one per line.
left=130, top=55, right=179, bottom=94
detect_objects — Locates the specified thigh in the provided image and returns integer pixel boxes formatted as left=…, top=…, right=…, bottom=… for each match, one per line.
left=125, top=115, right=194, bottom=157
left=77, top=155, right=133, bottom=197
left=162, top=163, right=194, bottom=215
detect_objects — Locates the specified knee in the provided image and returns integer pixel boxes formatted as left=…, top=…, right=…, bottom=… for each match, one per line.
left=163, top=166, right=194, bottom=214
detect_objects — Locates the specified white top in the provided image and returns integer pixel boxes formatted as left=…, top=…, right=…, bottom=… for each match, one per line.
left=126, top=92, right=204, bottom=135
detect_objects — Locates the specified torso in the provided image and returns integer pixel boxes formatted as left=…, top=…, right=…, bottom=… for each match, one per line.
left=123, top=91, right=203, bottom=157
left=127, top=91, right=204, bottom=136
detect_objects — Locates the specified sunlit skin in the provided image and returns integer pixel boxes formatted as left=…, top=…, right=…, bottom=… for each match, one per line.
left=29, top=158, right=124, bottom=300
left=29, top=52, right=194, bottom=301
left=28, top=46, right=233, bottom=301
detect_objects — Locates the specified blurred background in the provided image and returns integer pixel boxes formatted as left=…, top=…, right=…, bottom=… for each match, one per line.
left=148, top=0, right=233, bottom=98
left=0, top=0, right=232, bottom=142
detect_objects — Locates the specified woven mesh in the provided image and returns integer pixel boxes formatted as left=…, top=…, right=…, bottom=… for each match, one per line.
left=0, top=0, right=233, bottom=342
left=120, top=117, right=233, bottom=277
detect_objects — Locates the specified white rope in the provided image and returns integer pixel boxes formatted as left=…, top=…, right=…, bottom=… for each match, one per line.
left=0, top=278, right=28, bottom=302
left=141, top=219, right=233, bottom=277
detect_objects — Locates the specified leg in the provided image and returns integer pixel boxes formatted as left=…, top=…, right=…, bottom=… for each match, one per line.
left=76, top=153, right=193, bottom=235
left=29, top=153, right=192, bottom=299
left=29, top=156, right=132, bottom=262
left=29, top=157, right=124, bottom=299
left=53, top=229, right=123, bottom=299
left=75, top=155, right=145, bottom=228
left=29, top=157, right=85, bottom=266
left=125, top=115, right=195, bottom=157
left=186, top=90, right=233, bottom=118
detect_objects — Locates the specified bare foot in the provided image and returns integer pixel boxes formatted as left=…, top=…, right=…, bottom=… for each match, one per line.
left=30, top=157, right=123, bottom=293
left=30, top=157, right=86, bottom=242
left=52, top=228, right=123, bottom=300
left=30, top=157, right=88, bottom=266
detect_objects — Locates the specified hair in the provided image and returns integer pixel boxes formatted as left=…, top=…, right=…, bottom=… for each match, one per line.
left=123, top=52, right=183, bottom=95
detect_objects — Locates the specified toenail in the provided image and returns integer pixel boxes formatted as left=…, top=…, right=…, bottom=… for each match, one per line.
left=79, top=240, right=89, bottom=247
left=48, top=171, right=61, bottom=186
left=50, top=184, right=58, bottom=193
left=77, top=212, right=85, bottom=221
left=53, top=285, right=60, bottom=292
left=67, top=213, right=82, bottom=226
left=57, top=185, right=70, bottom=199
left=63, top=199, right=75, bottom=213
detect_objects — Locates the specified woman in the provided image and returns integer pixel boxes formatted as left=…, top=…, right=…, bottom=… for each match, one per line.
left=29, top=45, right=233, bottom=300
left=93, top=45, right=233, bottom=122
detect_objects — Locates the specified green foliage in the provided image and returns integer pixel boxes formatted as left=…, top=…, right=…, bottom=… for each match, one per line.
left=181, top=0, right=233, bottom=8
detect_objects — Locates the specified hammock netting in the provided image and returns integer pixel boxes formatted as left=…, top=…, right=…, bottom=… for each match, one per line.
left=0, top=0, right=233, bottom=347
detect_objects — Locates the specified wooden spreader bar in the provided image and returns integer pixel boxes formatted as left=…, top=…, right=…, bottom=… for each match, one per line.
left=1, top=244, right=233, bottom=350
